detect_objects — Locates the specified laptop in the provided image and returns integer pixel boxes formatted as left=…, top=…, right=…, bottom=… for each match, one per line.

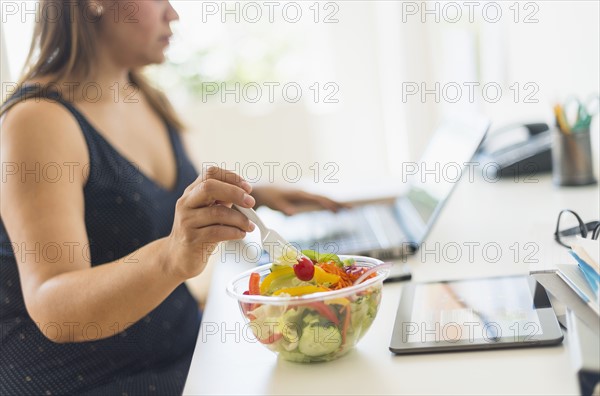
left=258, top=114, right=490, bottom=261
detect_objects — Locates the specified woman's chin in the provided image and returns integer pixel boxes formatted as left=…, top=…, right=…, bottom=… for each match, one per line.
left=154, top=54, right=167, bottom=65
left=137, top=53, right=167, bottom=68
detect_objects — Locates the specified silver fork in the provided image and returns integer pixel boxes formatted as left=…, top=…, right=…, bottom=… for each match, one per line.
left=234, top=205, right=301, bottom=260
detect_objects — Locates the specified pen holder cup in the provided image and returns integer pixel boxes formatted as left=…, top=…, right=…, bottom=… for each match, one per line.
left=551, top=128, right=597, bottom=186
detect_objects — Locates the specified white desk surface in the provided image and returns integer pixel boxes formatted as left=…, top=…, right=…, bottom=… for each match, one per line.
left=183, top=174, right=599, bottom=395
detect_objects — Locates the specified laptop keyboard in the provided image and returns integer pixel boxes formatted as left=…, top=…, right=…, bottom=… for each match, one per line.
left=281, top=204, right=407, bottom=254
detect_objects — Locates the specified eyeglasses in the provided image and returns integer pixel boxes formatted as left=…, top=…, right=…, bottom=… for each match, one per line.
left=554, top=209, right=600, bottom=249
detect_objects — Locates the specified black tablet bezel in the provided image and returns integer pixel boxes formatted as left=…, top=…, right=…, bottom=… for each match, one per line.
left=389, top=275, right=564, bottom=354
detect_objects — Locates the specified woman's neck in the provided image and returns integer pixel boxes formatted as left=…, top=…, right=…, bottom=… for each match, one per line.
left=29, top=42, right=139, bottom=105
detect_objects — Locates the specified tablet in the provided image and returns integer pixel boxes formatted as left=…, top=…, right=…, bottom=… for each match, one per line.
left=389, top=275, right=564, bottom=354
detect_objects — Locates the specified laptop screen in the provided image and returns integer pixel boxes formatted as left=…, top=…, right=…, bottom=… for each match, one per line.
left=396, top=117, right=489, bottom=243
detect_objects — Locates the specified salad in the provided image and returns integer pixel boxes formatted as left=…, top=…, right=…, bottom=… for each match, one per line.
left=239, top=250, right=383, bottom=363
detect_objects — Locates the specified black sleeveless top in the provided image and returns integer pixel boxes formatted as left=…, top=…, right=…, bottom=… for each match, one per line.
left=0, top=87, right=201, bottom=395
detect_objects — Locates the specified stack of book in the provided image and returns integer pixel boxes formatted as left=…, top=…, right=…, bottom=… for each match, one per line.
left=531, top=237, right=599, bottom=395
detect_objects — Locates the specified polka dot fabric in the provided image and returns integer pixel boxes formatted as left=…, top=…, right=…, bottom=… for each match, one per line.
left=0, top=87, right=201, bottom=395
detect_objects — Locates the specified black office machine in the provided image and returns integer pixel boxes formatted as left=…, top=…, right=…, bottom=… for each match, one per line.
left=477, top=122, right=553, bottom=178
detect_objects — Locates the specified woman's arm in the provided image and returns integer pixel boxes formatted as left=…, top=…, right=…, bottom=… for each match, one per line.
left=252, top=186, right=349, bottom=215
left=1, top=101, right=254, bottom=343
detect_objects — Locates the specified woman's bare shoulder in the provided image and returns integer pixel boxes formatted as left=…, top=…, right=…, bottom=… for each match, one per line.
left=1, top=95, right=88, bottom=169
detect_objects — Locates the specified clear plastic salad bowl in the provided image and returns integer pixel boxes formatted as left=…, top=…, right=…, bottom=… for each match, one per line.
left=226, top=256, right=390, bottom=363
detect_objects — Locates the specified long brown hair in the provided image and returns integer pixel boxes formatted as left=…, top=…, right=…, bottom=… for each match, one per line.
left=0, top=0, right=184, bottom=131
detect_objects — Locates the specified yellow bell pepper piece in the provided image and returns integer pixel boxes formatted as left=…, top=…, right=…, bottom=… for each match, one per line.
left=273, top=285, right=328, bottom=296
left=325, top=297, right=350, bottom=306
left=313, top=266, right=340, bottom=286
left=260, top=266, right=294, bottom=295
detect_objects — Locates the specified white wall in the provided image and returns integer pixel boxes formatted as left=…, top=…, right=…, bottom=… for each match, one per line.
left=176, top=1, right=392, bottom=187
left=373, top=0, right=599, bottom=166
left=1, top=24, right=11, bottom=84
left=1, top=23, right=10, bottom=151
left=482, top=1, right=599, bottom=123
left=172, top=0, right=600, bottom=182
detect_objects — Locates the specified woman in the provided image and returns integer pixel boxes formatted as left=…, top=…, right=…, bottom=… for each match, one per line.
left=0, top=1, right=343, bottom=394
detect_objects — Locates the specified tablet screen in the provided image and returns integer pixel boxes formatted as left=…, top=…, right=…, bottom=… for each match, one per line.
left=408, top=277, right=542, bottom=343
left=390, top=275, right=563, bottom=354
